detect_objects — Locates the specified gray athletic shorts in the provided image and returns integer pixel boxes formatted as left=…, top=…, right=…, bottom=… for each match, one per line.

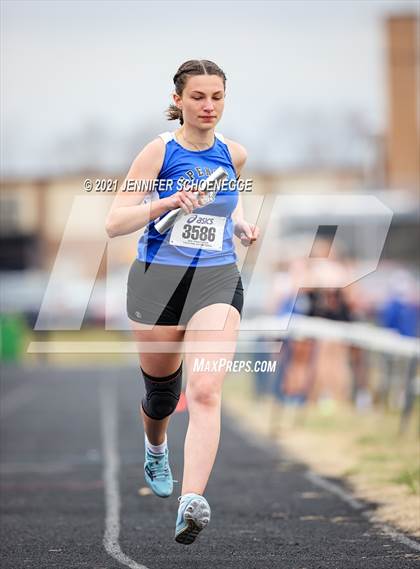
left=126, top=259, right=244, bottom=326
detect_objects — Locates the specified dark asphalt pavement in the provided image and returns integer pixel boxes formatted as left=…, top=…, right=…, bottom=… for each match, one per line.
left=1, top=363, right=419, bottom=569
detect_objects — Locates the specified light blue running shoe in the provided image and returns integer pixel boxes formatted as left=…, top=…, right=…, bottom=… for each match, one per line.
left=144, top=446, right=173, bottom=498
left=175, top=493, right=211, bottom=545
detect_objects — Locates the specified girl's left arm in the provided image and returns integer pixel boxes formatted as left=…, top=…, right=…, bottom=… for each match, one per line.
left=226, top=138, right=260, bottom=247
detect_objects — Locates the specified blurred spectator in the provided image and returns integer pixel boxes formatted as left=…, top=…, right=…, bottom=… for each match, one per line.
left=266, top=241, right=358, bottom=406
left=376, top=270, right=419, bottom=417
left=378, top=270, right=419, bottom=338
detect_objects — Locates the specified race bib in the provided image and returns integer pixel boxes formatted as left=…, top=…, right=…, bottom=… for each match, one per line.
left=169, top=212, right=226, bottom=251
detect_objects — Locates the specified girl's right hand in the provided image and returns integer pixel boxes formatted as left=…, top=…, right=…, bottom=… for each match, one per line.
left=163, top=185, right=200, bottom=214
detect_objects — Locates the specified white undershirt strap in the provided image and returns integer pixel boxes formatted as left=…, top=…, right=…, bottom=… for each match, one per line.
left=214, top=132, right=225, bottom=143
left=158, top=131, right=175, bottom=144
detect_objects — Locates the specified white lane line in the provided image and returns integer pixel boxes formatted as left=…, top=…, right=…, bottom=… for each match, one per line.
left=100, top=380, right=150, bottom=569
left=305, top=471, right=420, bottom=553
left=0, top=383, right=36, bottom=419
left=367, top=521, right=420, bottom=553
left=304, top=471, right=364, bottom=510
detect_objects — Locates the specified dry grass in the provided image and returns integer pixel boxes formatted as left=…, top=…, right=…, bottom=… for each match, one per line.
left=222, top=372, right=420, bottom=538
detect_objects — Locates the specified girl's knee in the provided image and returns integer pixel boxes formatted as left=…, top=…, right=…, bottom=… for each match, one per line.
left=140, top=355, right=183, bottom=377
left=186, top=376, right=222, bottom=408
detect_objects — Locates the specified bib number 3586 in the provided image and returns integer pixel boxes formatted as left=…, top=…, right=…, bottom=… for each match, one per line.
left=169, top=213, right=226, bottom=251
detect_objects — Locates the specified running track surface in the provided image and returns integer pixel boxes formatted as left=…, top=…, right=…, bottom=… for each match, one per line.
left=1, top=364, right=419, bottom=569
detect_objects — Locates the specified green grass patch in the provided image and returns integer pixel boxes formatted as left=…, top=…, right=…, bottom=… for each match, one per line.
left=357, top=434, right=379, bottom=445
left=362, top=453, right=389, bottom=463
left=391, top=468, right=420, bottom=495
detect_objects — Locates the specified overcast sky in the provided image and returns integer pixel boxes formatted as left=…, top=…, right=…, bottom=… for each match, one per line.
left=1, top=0, right=418, bottom=175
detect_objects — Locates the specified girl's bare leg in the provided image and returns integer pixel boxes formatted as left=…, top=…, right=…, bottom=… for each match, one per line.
left=181, top=304, right=240, bottom=495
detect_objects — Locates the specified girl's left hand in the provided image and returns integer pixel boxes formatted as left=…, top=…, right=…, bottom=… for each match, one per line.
left=234, top=220, right=260, bottom=246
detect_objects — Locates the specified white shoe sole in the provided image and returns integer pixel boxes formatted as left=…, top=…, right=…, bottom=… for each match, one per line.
left=175, top=498, right=211, bottom=545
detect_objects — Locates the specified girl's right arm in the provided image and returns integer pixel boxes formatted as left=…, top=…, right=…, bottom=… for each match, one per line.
left=105, top=138, right=199, bottom=238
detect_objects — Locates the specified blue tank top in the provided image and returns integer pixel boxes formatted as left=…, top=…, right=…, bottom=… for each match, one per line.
left=137, top=131, right=239, bottom=267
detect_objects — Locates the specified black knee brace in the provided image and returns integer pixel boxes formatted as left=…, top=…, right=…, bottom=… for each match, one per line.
left=141, top=364, right=183, bottom=420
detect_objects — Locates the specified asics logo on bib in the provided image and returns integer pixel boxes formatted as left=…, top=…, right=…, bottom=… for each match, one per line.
left=186, top=214, right=214, bottom=225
